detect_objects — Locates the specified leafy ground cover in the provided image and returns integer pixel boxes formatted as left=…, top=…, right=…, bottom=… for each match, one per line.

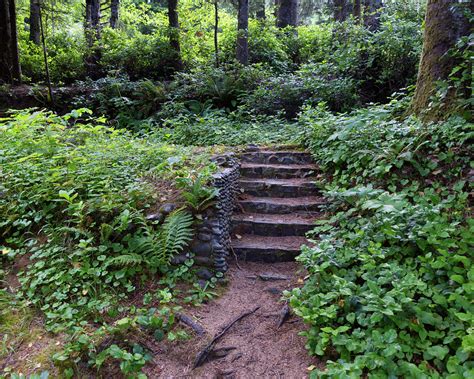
left=0, top=109, right=224, bottom=377
left=287, top=99, right=474, bottom=377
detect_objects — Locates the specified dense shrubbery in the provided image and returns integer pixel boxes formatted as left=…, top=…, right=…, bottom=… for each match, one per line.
left=157, top=108, right=302, bottom=146
left=287, top=100, right=473, bottom=377
left=0, top=109, right=214, bottom=331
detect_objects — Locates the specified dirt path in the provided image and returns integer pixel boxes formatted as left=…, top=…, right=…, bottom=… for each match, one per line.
left=147, top=261, right=321, bottom=378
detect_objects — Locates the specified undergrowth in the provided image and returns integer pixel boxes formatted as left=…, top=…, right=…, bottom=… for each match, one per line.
left=287, top=99, right=473, bottom=377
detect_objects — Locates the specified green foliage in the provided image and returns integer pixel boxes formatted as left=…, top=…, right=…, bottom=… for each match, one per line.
left=288, top=100, right=474, bottom=376
left=0, top=109, right=212, bottom=330
left=53, top=305, right=183, bottom=378
left=158, top=108, right=303, bottom=146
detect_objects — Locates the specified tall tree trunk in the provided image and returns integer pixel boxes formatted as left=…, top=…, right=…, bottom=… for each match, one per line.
left=256, top=0, right=265, bottom=19
left=333, top=0, right=350, bottom=22
left=214, top=0, right=219, bottom=67
left=236, top=0, right=249, bottom=64
left=0, top=0, right=21, bottom=83
left=411, top=0, right=471, bottom=117
left=168, top=0, right=182, bottom=69
left=29, top=0, right=41, bottom=44
left=85, top=0, right=101, bottom=47
left=362, top=0, right=382, bottom=30
left=277, top=0, right=298, bottom=27
left=110, top=0, right=119, bottom=29
left=353, top=0, right=361, bottom=22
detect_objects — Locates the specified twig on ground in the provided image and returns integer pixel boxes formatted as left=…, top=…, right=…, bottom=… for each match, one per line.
left=193, top=306, right=260, bottom=368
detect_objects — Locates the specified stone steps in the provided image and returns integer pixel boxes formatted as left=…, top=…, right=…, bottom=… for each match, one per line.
left=238, top=178, right=320, bottom=198
left=231, top=235, right=310, bottom=263
left=238, top=195, right=325, bottom=214
left=231, top=147, right=325, bottom=262
left=240, top=151, right=313, bottom=165
left=232, top=212, right=319, bottom=236
left=240, top=163, right=318, bottom=179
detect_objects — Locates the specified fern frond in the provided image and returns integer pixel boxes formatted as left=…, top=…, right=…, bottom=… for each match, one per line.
left=107, top=253, right=144, bottom=267
left=154, top=209, right=194, bottom=265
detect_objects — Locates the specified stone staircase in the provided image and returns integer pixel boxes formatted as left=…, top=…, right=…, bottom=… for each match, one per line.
left=231, top=148, right=325, bottom=262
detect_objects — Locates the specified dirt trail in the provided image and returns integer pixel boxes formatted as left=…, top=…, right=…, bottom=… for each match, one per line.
left=147, top=262, right=321, bottom=378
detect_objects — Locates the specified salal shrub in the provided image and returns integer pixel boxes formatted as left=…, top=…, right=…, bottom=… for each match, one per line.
left=288, top=101, right=473, bottom=377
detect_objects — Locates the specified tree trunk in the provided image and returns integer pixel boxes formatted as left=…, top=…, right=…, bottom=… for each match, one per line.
left=168, top=0, right=182, bottom=69
left=411, top=0, right=471, bottom=117
left=236, top=0, right=249, bottom=64
left=214, top=0, right=219, bottom=67
left=0, top=0, right=21, bottom=83
left=353, top=0, right=361, bottom=22
left=110, top=0, right=119, bottom=29
left=277, top=0, right=298, bottom=28
left=85, top=0, right=101, bottom=47
left=256, top=0, right=265, bottom=19
left=29, top=0, right=41, bottom=44
left=333, top=0, right=350, bottom=22
left=362, top=0, right=382, bottom=30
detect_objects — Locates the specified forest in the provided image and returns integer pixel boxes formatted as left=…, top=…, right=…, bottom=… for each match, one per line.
left=0, top=0, right=473, bottom=377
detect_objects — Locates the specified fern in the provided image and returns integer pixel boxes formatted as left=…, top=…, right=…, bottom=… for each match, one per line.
left=107, top=253, right=144, bottom=267
left=152, top=209, right=194, bottom=266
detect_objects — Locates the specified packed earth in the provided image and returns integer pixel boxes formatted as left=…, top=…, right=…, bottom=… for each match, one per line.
left=0, top=0, right=473, bottom=378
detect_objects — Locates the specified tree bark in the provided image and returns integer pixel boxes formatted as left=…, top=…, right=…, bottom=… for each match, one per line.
left=411, top=0, right=472, bottom=117
left=333, top=0, right=350, bottom=22
left=362, top=0, right=382, bottom=30
left=29, top=0, right=41, bottom=44
left=168, top=0, right=182, bottom=69
left=85, top=0, right=101, bottom=47
left=277, top=0, right=298, bottom=27
left=236, top=0, right=249, bottom=64
left=0, top=0, right=21, bottom=83
left=256, top=0, right=265, bottom=19
left=214, top=0, right=219, bottom=67
left=110, top=0, right=119, bottom=29
left=353, top=0, right=361, bottom=22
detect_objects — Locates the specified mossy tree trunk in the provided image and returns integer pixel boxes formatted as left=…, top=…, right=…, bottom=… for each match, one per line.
left=411, top=0, right=471, bottom=117
left=236, top=0, right=249, bottom=64
left=168, top=0, right=182, bottom=69
left=29, top=0, right=41, bottom=45
left=0, top=0, right=21, bottom=84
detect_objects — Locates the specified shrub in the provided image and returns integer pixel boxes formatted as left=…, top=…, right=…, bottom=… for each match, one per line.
left=245, top=63, right=359, bottom=117
left=0, top=109, right=214, bottom=330
left=287, top=101, right=474, bottom=377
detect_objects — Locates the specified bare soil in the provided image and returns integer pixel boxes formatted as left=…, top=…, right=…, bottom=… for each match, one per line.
left=145, top=261, right=322, bottom=378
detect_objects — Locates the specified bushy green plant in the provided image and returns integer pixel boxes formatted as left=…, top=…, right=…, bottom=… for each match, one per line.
left=288, top=100, right=473, bottom=377
left=245, top=63, right=359, bottom=117
left=157, top=108, right=303, bottom=146
left=0, top=109, right=213, bottom=330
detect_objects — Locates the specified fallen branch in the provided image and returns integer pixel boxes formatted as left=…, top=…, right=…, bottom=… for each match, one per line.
left=258, top=273, right=289, bottom=281
left=193, top=306, right=260, bottom=368
left=177, top=313, right=206, bottom=336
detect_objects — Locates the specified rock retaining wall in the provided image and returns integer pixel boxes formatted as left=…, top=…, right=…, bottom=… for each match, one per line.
left=190, top=153, right=240, bottom=273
